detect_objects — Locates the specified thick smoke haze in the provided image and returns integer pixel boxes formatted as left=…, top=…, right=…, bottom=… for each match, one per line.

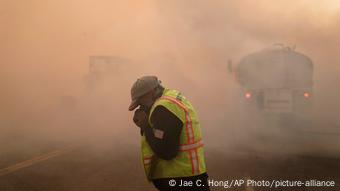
left=1, top=0, right=340, bottom=155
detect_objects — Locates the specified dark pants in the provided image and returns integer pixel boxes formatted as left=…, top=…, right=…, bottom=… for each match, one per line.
left=152, top=173, right=210, bottom=191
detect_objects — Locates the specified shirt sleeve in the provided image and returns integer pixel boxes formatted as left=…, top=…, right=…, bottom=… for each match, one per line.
left=143, top=105, right=183, bottom=160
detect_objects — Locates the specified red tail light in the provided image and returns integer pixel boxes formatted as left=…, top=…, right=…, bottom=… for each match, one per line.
left=303, top=92, right=310, bottom=98
left=245, top=92, right=252, bottom=99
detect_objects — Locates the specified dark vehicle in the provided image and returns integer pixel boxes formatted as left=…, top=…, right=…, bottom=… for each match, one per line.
left=235, top=44, right=313, bottom=119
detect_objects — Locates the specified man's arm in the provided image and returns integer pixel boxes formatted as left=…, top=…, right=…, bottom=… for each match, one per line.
left=143, top=105, right=183, bottom=160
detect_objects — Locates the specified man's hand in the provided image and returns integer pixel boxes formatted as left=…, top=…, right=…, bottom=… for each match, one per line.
left=133, top=108, right=148, bottom=130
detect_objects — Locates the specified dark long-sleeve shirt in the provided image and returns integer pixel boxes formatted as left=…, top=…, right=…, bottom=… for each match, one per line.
left=143, top=105, right=183, bottom=160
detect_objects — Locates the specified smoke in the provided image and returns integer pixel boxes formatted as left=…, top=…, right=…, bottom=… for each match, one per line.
left=1, top=0, right=340, bottom=159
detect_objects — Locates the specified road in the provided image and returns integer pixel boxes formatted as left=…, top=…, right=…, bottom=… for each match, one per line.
left=0, top=122, right=339, bottom=191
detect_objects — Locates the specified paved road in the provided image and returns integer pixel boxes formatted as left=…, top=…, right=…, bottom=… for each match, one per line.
left=0, top=118, right=339, bottom=191
left=0, top=141, right=339, bottom=191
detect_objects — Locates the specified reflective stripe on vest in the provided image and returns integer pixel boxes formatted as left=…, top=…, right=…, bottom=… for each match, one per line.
left=179, top=139, right=204, bottom=151
left=160, top=96, right=195, bottom=143
left=143, top=139, right=203, bottom=165
left=141, top=89, right=207, bottom=180
left=143, top=156, right=152, bottom=165
left=158, top=95, right=200, bottom=175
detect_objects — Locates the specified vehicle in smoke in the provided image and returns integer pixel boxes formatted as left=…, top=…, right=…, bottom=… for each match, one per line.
left=84, top=56, right=129, bottom=94
left=235, top=44, right=314, bottom=122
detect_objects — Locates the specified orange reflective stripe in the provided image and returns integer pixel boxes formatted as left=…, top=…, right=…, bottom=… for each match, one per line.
left=189, top=150, right=199, bottom=174
left=188, top=150, right=194, bottom=174
left=161, top=96, right=188, bottom=111
left=179, top=139, right=204, bottom=151
left=160, top=96, right=195, bottom=143
left=144, top=156, right=153, bottom=159
left=195, top=149, right=200, bottom=173
left=180, top=138, right=202, bottom=146
left=144, top=159, right=151, bottom=165
left=143, top=155, right=153, bottom=165
left=185, top=112, right=194, bottom=143
left=158, top=95, right=200, bottom=175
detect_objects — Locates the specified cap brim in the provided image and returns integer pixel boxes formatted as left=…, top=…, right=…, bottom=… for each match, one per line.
left=128, top=99, right=139, bottom=111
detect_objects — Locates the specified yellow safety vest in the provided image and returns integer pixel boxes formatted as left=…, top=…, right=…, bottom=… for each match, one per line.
left=141, top=89, right=207, bottom=181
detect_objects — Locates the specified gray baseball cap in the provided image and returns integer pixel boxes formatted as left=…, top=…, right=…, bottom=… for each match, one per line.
left=128, top=76, right=160, bottom=111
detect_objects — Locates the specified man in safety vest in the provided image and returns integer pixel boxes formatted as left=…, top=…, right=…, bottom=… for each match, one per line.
left=129, top=76, right=210, bottom=191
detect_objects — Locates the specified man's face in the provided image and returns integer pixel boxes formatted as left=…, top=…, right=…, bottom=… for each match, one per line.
left=138, top=90, right=155, bottom=110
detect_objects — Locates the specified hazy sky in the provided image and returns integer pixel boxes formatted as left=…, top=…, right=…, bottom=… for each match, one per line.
left=1, top=1, right=339, bottom=141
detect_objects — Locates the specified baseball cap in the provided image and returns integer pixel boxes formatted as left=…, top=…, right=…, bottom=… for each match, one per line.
left=128, top=76, right=160, bottom=111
